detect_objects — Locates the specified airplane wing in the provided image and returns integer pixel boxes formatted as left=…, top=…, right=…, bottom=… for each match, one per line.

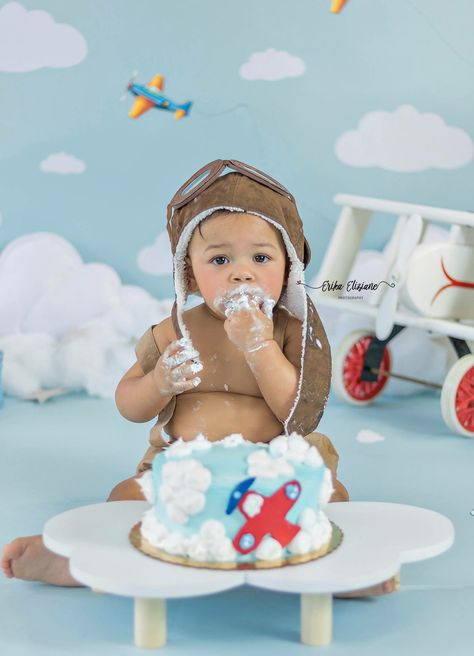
left=331, top=0, right=349, bottom=12
left=148, top=74, right=164, bottom=91
left=128, top=96, right=154, bottom=119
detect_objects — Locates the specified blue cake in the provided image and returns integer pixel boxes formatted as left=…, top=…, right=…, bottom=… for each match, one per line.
left=131, top=433, right=336, bottom=569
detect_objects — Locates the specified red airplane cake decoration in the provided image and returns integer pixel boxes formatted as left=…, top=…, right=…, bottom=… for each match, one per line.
left=226, top=477, right=302, bottom=554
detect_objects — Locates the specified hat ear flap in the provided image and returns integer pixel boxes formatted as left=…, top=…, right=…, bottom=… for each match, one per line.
left=303, top=238, right=311, bottom=269
left=184, top=256, right=198, bottom=295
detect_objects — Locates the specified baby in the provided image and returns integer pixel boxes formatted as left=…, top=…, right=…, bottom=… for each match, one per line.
left=2, top=159, right=395, bottom=596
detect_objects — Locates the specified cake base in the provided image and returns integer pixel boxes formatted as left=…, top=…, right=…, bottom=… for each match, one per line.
left=129, top=521, right=343, bottom=570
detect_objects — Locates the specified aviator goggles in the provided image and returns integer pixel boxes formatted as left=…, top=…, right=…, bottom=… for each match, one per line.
left=167, top=159, right=295, bottom=222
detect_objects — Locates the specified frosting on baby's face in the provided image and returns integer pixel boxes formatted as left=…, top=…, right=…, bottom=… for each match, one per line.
left=212, top=283, right=276, bottom=319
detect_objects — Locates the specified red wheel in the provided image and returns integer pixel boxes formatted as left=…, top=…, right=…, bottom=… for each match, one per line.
left=333, top=330, right=391, bottom=405
left=441, top=355, right=474, bottom=437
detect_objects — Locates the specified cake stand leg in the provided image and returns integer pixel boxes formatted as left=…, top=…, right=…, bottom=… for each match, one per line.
left=300, top=593, right=332, bottom=646
left=134, top=598, right=167, bottom=648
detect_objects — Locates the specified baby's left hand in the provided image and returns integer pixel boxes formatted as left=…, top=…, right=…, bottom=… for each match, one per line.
left=224, top=302, right=274, bottom=353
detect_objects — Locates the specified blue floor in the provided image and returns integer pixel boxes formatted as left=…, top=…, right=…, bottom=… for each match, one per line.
left=1, top=390, right=472, bottom=655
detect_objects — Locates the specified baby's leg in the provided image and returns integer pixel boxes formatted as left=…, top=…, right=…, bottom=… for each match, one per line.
left=2, top=474, right=146, bottom=586
left=107, top=474, right=146, bottom=502
left=304, top=432, right=349, bottom=502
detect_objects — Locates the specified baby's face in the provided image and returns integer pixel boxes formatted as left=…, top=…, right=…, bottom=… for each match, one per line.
left=186, top=212, right=287, bottom=319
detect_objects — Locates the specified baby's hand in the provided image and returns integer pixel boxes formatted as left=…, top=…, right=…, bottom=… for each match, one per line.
left=152, top=338, right=203, bottom=397
left=224, top=300, right=274, bottom=353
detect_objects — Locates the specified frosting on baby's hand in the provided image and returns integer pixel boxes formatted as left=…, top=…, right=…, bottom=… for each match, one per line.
left=215, top=285, right=275, bottom=353
left=154, top=337, right=203, bottom=396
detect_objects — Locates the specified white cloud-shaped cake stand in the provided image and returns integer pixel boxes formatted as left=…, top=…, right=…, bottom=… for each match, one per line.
left=43, top=501, right=454, bottom=648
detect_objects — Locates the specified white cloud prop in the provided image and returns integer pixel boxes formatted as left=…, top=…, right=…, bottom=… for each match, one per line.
left=356, top=429, right=385, bottom=444
left=137, top=232, right=173, bottom=275
left=40, top=152, right=86, bottom=175
left=0, top=2, right=87, bottom=72
left=335, top=105, right=473, bottom=172
left=0, top=232, right=173, bottom=398
left=239, top=48, right=305, bottom=81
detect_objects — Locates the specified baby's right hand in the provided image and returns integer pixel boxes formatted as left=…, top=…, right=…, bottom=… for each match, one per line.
left=152, top=338, right=203, bottom=397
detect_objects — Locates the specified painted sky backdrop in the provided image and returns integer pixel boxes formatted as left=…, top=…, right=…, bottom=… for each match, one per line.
left=0, top=0, right=473, bottom=301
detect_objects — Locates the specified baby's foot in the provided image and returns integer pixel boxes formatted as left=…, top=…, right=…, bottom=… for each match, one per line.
left=335, top=573, right=400, bottom=598
left=2, top=535, right=81, bottom=586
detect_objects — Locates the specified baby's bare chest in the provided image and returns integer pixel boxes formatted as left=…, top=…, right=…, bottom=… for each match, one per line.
left=188, top=332, right=261, bottom=396
left=173, top=309, right=262, bottom=397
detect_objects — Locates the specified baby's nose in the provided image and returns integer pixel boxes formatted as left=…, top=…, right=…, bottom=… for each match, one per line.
left=232, top=270, right=254, bottom=282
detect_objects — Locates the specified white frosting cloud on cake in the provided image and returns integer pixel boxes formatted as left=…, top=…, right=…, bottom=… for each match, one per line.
left=286, top=529, right=312, bottom=554
left=140, top=511, right=237, bottom=562
left=245, top=434, right=325, bottom=479
left=247, top=449, right=295, bottom=479
left=221, top=433, right=247, bottom=448
left=242, top=492, right=264, bottom=517
left=255, top=536, right=284, bottom=561
left=159, top=459, right=212, bottom=524
left=141, top=508, right=169, bottom=545
left=287, top=509, right=333, bottom=555
left=187, top=520, right=236, bottom=562
left=136, top=470, right=155, bottom=504
left=164, top=434, right=213, bottom=459
left=269, top=433, right=324, bottom=467
left=319, top=469, right=334, bottom=507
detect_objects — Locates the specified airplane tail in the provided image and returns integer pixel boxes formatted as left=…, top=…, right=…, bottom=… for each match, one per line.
left=175, top=101, right=192, bottom=120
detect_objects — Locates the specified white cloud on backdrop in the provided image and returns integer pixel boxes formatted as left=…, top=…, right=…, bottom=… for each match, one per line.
left=239, top=48, right=305, bottom=81
left=335, top=105, right=473, bottom=172
left=0, top=233, right=172, bottom=398
left=0, top=2, right=87, bottom=73
left=40, top=152, right=86, bottom=175
left=137, top=232, right=173, bottom=275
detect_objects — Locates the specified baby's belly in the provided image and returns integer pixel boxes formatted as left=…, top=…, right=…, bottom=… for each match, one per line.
left=165, top=391, right=284, bottom=444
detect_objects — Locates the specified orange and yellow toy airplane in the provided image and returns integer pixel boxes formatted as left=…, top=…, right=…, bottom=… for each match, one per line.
left=124, top=73, right=192, bottom=120
left=331, top=0, right=350, bottom=12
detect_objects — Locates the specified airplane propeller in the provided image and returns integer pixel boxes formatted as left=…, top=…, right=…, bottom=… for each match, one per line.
left=120, top=70, right=139, bottom=101
left=375, top=213, right=423, bottom=340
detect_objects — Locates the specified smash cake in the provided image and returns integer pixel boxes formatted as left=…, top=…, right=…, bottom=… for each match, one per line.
left=130, top=432, right=342, bottom=569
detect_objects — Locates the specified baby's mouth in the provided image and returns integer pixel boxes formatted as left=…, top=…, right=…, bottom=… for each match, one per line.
left=212, top=284, right=276, bottom=319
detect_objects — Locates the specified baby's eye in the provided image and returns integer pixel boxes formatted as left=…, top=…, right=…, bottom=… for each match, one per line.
left=210, top=255, right=271, bottom=265
left=211, top=256, right=229, bottom=265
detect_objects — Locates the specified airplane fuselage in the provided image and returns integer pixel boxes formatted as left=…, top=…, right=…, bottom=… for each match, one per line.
left=129, top=84, right=179, bottom=111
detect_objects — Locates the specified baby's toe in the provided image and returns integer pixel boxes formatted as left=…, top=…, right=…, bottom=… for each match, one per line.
left=2, top=538, right=28, bottom=577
